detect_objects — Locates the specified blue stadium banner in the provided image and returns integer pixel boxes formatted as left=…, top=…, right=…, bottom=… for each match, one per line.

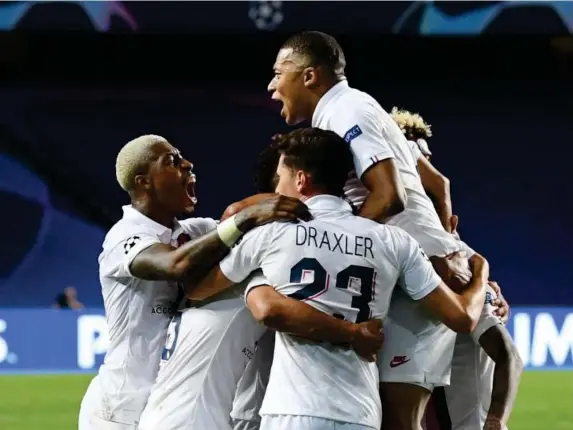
left=0, top=307, right=571, bottom=374
left=0, top=1, right=571, bottom=34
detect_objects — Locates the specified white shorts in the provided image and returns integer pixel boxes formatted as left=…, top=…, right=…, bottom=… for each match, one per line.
left=260, top=415, right=376, bottom=430
left=79, top=376, right=138, bottom=430
left=231, top=329, right=275, bottom=425
left=378, top=292, right=457, bottom=386
left=138, top=297, right=266, bottom=430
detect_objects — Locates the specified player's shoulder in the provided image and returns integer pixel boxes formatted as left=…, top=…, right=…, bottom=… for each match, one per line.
left=103, top=218, right=152, bottom=250
left=178, top=217, right=218, bottom=238
left=337, top=87, right=383, bottom=118
left=240, top=221, right=280, bottom=242
left=372, top=224, right=419, bottom=254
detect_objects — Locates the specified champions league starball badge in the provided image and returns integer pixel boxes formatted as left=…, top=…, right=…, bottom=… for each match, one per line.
left=248, top=1, right=284, bottom=31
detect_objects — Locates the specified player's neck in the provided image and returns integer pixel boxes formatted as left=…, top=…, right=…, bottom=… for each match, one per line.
left=132, top=199, right=176, bottom=229
left=300, top=190, right=328, bottom=202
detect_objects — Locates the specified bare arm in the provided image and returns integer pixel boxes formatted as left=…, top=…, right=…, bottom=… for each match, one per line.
left=479, top=325, right=523, bottom=427
left=130, top=195, right=311, bottom=283
left=417, top=156, right=453, bottom=233
left=130, top=229, right=231, bottom=282
left=358, top=160, right=407, bottom=223
left=419, top=254, right=489, bottom=333
left=247, top=285, right=383, bottom=361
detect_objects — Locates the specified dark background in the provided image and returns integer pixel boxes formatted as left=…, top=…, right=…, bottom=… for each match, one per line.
left=0, top=1, right=571, bottom=307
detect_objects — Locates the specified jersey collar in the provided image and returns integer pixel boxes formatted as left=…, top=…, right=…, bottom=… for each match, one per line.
left=122, top=205, right=181, bottom=237
left=304, top=194, right=352, bottom=216
left=311, top=80, right=349, bottom=127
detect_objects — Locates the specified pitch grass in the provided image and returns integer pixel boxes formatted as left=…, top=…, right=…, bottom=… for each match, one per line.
left=0, top=371, right=570, bottom=429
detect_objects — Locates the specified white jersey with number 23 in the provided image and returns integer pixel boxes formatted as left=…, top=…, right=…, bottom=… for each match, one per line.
left=218, top=195, right=442, bottom=429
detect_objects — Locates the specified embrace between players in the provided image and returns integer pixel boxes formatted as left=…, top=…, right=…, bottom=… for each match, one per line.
left=79, top=32, right=522, bottom=430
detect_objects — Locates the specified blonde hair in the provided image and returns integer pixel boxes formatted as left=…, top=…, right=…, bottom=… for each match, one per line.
left=390, top=107, right=433, bottom=140
left=115, top=134, right=169, bottom=192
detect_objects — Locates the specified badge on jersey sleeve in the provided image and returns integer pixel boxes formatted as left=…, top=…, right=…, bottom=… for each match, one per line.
left=343, top=125, right=363, bottom=143
left=123, top=236, right=141, bottom=254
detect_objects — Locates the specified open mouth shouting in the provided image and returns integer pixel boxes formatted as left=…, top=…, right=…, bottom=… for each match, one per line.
left=185, top=174, right=197, bottom=206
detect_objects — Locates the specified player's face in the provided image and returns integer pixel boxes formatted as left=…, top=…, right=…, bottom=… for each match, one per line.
left=268, top=48, right=312, bottom=126
left=274, top=154, right=302, bottom=198
left=145, top=142, right=197, bottom=216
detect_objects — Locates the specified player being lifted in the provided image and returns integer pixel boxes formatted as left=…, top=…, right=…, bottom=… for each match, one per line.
left=391, top=109, right=522, bottom=430
left=186, top=128, right=491, bottom=430
left=78, top=134, right=317, bottom=430
left=265, top=31, right=506, bottom=430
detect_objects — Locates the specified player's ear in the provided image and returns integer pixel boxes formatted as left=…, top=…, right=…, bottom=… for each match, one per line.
left=295, top=170, right=306, bottom=192
left=135, top=174, right=151, bottom=190
left=302, top=67, right=318, bottom=89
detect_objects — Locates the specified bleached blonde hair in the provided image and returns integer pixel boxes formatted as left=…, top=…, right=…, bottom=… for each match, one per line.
left=115, top=134, right=169, bottom=192
left=390, top=107, right=433, bottom=140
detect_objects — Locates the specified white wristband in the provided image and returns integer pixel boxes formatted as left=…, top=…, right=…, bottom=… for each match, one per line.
left=217, top=215, right=243, bottom=248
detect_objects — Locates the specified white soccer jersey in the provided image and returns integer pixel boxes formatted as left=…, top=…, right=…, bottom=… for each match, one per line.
left=138, top=275, right=268, bottom=430
left=445, top=285, right=505, bottom=430
left=81, top=205, right=216, bottom=426
left=312, top=80, right=462, bottom=258
left=218, top=195, right=442, bottom=429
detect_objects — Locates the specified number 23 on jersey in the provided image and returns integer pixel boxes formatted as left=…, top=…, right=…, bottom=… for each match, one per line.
left=288, top=257, right=376, bottom=323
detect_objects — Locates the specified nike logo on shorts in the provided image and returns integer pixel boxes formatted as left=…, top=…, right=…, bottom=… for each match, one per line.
left=389, top=356, right=411, bottom=368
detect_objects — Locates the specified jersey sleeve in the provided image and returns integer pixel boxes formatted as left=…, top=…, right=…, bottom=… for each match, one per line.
left=243, top=270, right=272, bottom=302
left=457, top=239, right=476, bottom=259
left=407, top=139, right=423, bottom=160
left=471, top=285, right=503, bottom=343
left=100, top=232, right=161, bottom=279
left=331, top=104, right=395, bottom=180
left=219, top=225, right=274, bottom=284
left=395, top=230, right=442, bottom=300
left=179, top=217, right=218, bottom=237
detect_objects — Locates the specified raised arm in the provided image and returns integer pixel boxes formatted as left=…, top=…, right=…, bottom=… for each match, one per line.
left=417, top=156, right=453, bottom=233
left=130, top=194, right=311, bottom=281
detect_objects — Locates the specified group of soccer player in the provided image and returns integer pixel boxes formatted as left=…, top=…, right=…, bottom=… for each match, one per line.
left=78, top=31, right=523, bottom=430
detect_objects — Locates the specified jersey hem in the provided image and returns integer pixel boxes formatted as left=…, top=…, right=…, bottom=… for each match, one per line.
left=259, top=412, right=380, bottom=429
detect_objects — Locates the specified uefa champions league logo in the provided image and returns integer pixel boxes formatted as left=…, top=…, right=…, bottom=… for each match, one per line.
left=393, top=1, right=573, bottom=35
left=0, top=1, right=137, bottom=31
left=248, top=1, right=284, bottom=31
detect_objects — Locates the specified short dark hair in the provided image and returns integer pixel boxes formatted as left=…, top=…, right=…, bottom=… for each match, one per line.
left=271, top=127, right=353, bottom=196
left=254, top=143, right=281, bottom=193
left=281, top=31, right=346, bottom=78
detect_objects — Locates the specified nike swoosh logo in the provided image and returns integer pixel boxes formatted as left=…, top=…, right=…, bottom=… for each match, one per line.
left=390, top=358, right=411, bottom=368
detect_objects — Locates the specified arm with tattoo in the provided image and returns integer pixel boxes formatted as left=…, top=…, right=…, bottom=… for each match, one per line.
left=130, top=194, right=311, bottom=282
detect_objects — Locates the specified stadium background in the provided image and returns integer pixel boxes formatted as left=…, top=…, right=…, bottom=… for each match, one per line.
left=0, top=1, right=571, bottom=429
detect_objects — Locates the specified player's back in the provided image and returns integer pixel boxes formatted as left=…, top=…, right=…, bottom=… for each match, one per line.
left=255, top=195, right=413, bottom=428
left=312, top=81, right=452, bottom=251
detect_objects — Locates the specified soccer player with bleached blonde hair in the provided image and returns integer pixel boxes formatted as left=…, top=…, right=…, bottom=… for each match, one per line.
left=78, top=134, right=317, bottom=429
left=391, top=107, right=433, bottom=160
